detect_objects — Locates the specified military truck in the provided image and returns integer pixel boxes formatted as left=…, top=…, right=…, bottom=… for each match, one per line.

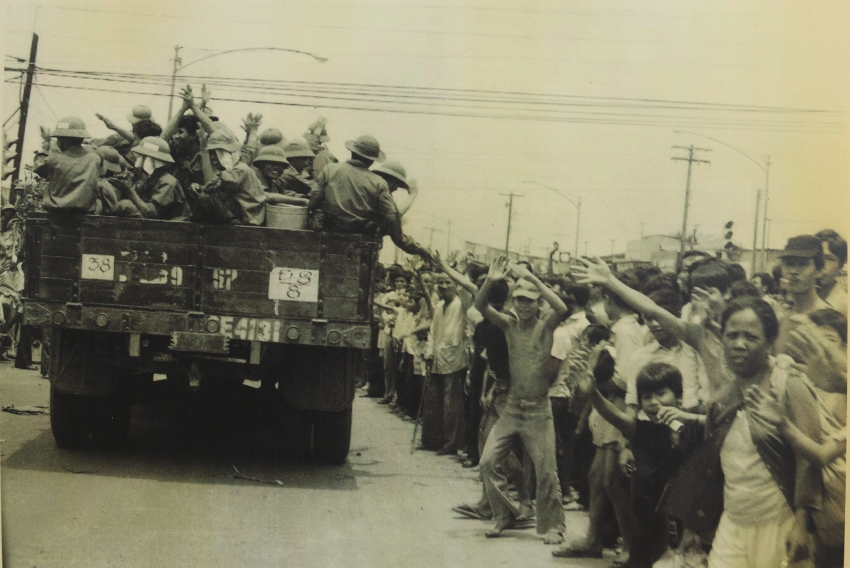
left=22, top=213, right=379, bottom=463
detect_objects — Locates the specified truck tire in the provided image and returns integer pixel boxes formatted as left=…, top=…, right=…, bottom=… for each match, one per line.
left=312, top=406, right=352, bottom=464
left=91, top=391, right=131, bottom=449
left=50, top=387, right=91, bottom=448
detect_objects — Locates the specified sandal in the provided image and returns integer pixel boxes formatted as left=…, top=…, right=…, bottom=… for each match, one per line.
left=452, top=504, right=491, bottom=520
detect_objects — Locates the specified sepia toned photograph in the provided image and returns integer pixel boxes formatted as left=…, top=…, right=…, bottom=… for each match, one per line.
left=2, top=1, right=847, bottom=566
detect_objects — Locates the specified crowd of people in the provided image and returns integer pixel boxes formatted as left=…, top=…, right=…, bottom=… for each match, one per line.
left=367, top=231, right=847, bottom=568
left=0, top=83, right=847, bottom=568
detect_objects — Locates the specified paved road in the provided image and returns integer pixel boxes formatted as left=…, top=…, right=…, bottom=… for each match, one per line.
left=1, top=363, right=615, bottom=568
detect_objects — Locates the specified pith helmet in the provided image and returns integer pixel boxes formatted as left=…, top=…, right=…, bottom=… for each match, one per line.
left=51, top=117, right=90, bottom=139
left=373, top=160, right=408, bottom=189
left=96, top=146, right=124, bottom=173
left=344, top=135, right=385, bottom=162
left=207, top=130, right=241, bottom=152
left=282, top=139, right=315, bottom=159
left=132, top=136, right=175, bottom=163
left=127, top=105, right=152, bottom=125
left=252, top=145, right=290, bottom=167
left=259, top=128, right=285, bottom=147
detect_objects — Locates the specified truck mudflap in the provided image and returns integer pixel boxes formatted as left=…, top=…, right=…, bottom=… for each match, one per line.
left=273, top=346, right=357, bottom=412
left=49, top=328, right=128, bottom=396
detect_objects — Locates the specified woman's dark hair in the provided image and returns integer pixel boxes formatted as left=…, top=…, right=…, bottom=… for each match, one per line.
left=815, top=229, right=847, bottom=267
left=771, top=264, right=784, bottom=289
left=729, top=280, right=761, bottom=300
left=726, top=263, right=747, bottom=283
left=488, top=279, right=509, bottom=306
left=592, top=349, right=616, bottom=384
left=564, top=283, right=591, bottom=308
left=466, top=261, right=489, bottom=283
left=647, top=287, right=682, bottom=318
left=176, top=115, right=200, bottom=135
left=636, top=362, right=683, bottom=402
left=583, top=324, right=611, bottom=346
left=808, top=308, right=847, bottom=345
left=753, top=272, right=778, bottom=295
left=690, top=261, right=732, bottom=294
left=720, top=297, right=780, bottom=344
left=644, top=273, right=679, bottom=297
left=132, top=119, right=162, bottom=139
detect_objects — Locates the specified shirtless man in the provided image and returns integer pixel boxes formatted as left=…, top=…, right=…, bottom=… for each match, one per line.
left=475, top=256, right=569, bottom=545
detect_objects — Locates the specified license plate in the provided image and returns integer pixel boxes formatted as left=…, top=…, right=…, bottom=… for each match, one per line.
left=268, top=267, right=319, bottom=302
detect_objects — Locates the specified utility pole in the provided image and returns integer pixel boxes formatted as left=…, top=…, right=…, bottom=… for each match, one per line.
left=167, top=45, right=183, bottom=121
left=759, top=156, right=771, bottom=271
left=499, top=192, right=522, bottom=253
left=424, top=226, right=442, bottom=249
left=11, top=33, right=38, bottom=202
left=751, top=188, right=761, bottom=276
left=671, top=145, right=711, bottom=261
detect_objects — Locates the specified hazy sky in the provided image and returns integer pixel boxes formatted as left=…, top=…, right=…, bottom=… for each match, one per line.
left=4, top=0, right=848, bottom=261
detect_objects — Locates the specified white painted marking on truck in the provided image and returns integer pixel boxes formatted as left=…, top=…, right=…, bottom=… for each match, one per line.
left=268, top=267, right=319, bottom=302
left=162, top=252, right=168, bottom=263
left=81, top=254, right=115, bottom=281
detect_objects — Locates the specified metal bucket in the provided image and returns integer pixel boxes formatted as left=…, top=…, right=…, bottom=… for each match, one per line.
left=266, top=204, right=308, bottom=230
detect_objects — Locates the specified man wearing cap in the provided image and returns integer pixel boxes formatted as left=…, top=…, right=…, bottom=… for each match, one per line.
left=195, top=128, right=266, bottom=226
left=308, top=135, right=431, bottom=261
left=252, top=146, right=309, bottom=205
left=107, top=137, right=189, bottom=221
left=474, top=257, right=569, bottom=545
left=775, top=235, right=832, bottom=354
left=373, top=160, right=418, bottom=217
left=163, top=112, right=204, bottom=211
left=303, top=117, right=338, bottom=177
left=36, top=117, right=100, bottom=213
left=280, top=139, right=320, bottom=198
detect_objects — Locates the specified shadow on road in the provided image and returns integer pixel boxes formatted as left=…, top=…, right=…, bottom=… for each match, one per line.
left=2, top=392, right=360, bottom=491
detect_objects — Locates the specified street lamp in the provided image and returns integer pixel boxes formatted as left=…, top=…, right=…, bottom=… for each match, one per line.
left=167, top=46, right=328, bottom=120
left=673, top=129, right=770, bottom=272
left=522, top=181, right=582, bottom=258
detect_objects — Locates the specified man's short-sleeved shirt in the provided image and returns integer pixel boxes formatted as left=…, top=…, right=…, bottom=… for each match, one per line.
left=41, top=146, right=101, bottom=213
left=548, top=312, right=591, bottom=398
left=315, top=160, right=397, bottom=233
left=428, top=295, right=469, bottom=375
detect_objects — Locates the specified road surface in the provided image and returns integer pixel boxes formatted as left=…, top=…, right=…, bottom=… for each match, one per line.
left=1, top=363, right=615, bottom=567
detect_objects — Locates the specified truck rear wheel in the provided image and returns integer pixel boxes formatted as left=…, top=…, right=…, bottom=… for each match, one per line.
left=312, top=407, right=352, bottom=464
left=50, top=387, right=92, bottom=448
left=91, top=391, right=132, bottom=449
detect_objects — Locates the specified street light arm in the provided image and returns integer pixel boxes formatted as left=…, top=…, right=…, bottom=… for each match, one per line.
left=178, top=47, right=328, bottom=71
left=521, top=181, right=580, bottom=209
left=672, top=129, right=766, bottom=173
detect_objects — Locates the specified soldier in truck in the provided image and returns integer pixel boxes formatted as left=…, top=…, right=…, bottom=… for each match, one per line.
left=106, top=136, right=191, bottom=221
left=35, top=116, right=101, bottom=214
left=308, top=134, right=432, bottom=262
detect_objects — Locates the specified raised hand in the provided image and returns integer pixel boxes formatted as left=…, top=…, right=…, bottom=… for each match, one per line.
left=572, top=256, right=612, bottom=285
left=196, top=126, right=210, bottom=149
left=179, top=84, right=195, bottom=108
left=743, top=385, right=784, bottom=428
left=95, top=113, right=118, bottom=131
left=487, top=256, right=511, bottom=281
left=787, top=326, right=847, bottom=391
left=200, top=84, right=211, bottom=108
left=241, top=112, right=263, bottom=134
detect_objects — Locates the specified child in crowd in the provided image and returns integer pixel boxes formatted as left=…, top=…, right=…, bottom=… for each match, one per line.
left=557, top=360, right=703, bottom=567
